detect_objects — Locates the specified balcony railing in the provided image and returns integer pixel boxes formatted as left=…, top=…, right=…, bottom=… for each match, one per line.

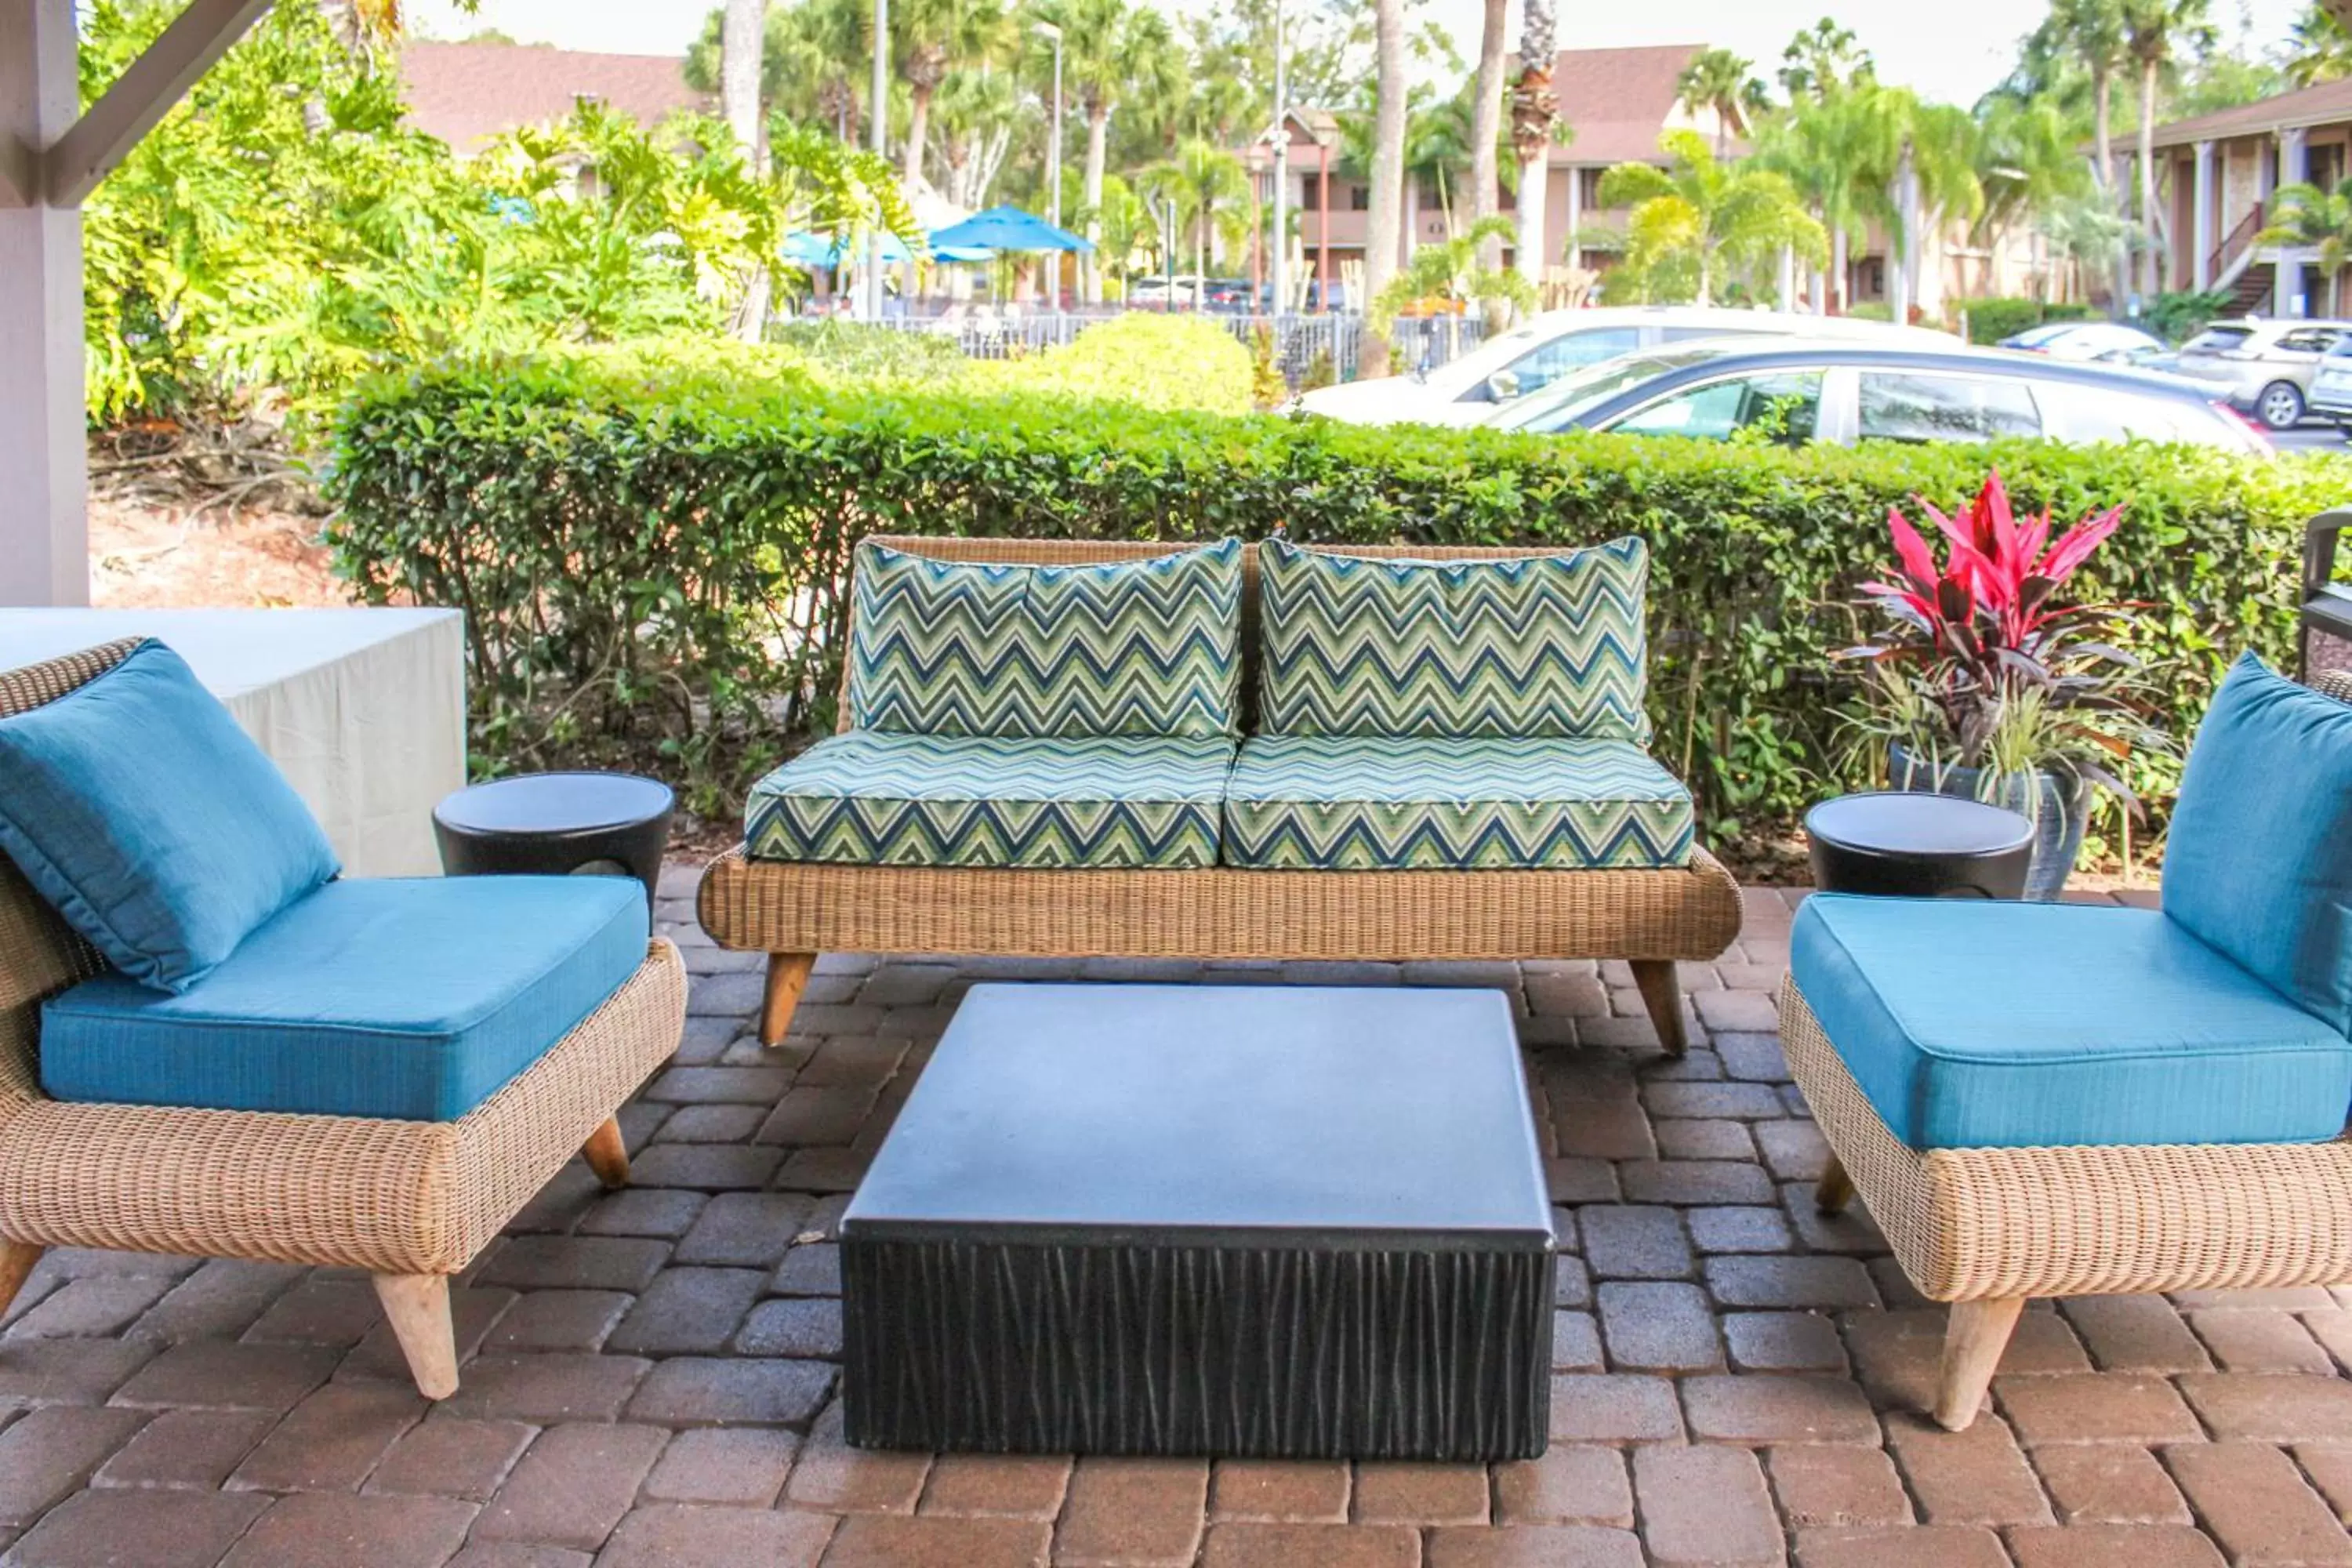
left=2211, top=200, right=2265, bottom=285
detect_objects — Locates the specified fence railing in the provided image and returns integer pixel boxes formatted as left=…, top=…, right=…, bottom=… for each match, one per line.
left=857, top=309, right=1488, bottom=387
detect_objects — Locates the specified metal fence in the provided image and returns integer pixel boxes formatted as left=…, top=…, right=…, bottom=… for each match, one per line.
left=860, top=309, right=1487, bottom=387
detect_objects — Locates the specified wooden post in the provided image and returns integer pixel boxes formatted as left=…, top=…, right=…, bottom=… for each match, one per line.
left=372, top=1273, right=459, bottom=1399
left=0, top=0, right=87, bottom=607
left=1628, top=959, right=1690, bottom=1058
left=760, top=952, right=817, bottom=1047
left=1936, top=1297, right=2025, bottom=1432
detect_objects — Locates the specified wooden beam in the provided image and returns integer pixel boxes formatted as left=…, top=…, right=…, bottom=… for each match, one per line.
left=45, top=0, right=274, bottom=209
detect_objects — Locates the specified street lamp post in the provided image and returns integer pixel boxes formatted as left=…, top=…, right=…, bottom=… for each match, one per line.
left=1034, top=20, right=1063, bottom=312
left=866, top=0, right=887, bottom=320
left=1270, top=0, right=1287, bottom=318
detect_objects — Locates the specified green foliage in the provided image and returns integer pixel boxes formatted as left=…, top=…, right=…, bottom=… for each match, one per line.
left=1962, top=296, right=2096, bottom=344
left=766, top=321, right=967, bottom=383
left=1248, top=325, right=1288, bottom=410
left=330, top=356, right=2348, bottom=849
left=966, top=314, right=1253, bottom=413
left=81, top=0, right=910, bottom=426
left=1598, top=129, right=1827, bottom=306
left=1367, top=216, right=1536, bottom=335
left=2144, top=289, right=2231, bottom=344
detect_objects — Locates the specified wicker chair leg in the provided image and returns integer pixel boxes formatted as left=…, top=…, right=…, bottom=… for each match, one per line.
left=1936, top=1297, right=2025, bottom=1432
left=374, top=1273, right=459, bottom=1399
left=1815, top=1156, right=1855, bottom=1215
left=581, top=1116, right=630, bottom=1189
left=760, top=952, right=817, bottom=1047
left=1629, top=960, right=1690, bottom=1057
left=0, top=1241, right=42, bottom=1317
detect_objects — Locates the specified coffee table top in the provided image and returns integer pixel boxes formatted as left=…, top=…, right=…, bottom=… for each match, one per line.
left=842, top=984, right=1553, bottom=1249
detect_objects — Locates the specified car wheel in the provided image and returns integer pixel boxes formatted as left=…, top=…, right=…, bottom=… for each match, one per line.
left=2257, top=380, right=2307, bottom=429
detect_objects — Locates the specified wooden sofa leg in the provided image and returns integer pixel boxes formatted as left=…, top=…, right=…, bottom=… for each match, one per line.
left=1815, top=1156, right=1855, bottom=1215
left=760, top=952, right=816, bottom=1047
left=582, top=1116, right=630, bottom=1189
left=1936, top=1297, right=2025, bottom=1432
left=0, top=1241, right=42, bottom=1318
left=1629, top=960, right=1690, bottom=1057
left=373, top=1273, right=459, bottom=1400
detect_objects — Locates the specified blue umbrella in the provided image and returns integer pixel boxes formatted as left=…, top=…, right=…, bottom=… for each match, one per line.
left=930, top=242, right=997, bottom=264
left=929, top=205, right=1093, bottom=254
left=780, top=229, right=913, bottom=267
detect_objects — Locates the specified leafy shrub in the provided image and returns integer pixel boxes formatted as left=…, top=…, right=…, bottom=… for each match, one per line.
left=767, top=320, right=966, bottom=383
left=2146, top=289, right=2234, bottom=345
left=1962, top=298, right=2097, bottom=345
left=967, top=314, right=1253, bottom=414
left=328, top=358, right=2352, bottom=849
left=1845, top=302, right=1893, bottom=321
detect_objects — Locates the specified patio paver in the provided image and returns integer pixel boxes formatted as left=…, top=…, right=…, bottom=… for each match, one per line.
left=2, top=872, right=2348, bottom=1564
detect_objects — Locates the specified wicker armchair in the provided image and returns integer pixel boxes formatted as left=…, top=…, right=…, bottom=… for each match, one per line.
left=1787, top=663, right=2352, bottom=1431
left=0, top=644, right=688, bottom=1399
left=699, top=537, right=1744, bottom=1054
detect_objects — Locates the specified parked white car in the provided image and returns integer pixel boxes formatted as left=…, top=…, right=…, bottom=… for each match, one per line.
left=1298, top=306, right=1959, bottom=427
left=2171, top=317, right=2352, bottom=429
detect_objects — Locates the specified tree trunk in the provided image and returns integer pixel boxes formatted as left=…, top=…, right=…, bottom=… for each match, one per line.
left=1083, top=104, right=1110, bottom=305
left=1508, top=0, right=1556, bottom=289
left=1470, top=0, right=1507, bottom=272
left=2140, top=56, right=2161, bottom=299
left=1892, top=140, right=1918, bottom=325
left=905, top=82, right=935, bottom=185
left=1363, top=0, right=1407, bottom=377
left=2092, top=65, right=2129, bottom=308
left=1831, top=226, right=1849, bottom=313
left=721, top=0, right=768, bottom=342
left=1402, top=169, right=1420, bottom=267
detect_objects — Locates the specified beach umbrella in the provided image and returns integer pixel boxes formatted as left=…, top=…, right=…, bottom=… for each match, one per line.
left=780, top=229, right=913, bottom=267
left=928, top=205, right=1093, bottom=254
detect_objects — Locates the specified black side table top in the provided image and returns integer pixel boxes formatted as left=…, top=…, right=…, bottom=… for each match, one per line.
left=841, top=983, right=1555, bottom=1250
left=434, top=771, right=674, bottom=838
left=1806, top=791, right=2034, bottom=859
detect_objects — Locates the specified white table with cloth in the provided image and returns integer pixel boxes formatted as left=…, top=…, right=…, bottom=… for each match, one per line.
left=0, top=608, right=464, bottom=877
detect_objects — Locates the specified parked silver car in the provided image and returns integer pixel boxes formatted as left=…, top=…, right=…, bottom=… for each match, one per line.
left=2171, top=318, right=2352, bottom=429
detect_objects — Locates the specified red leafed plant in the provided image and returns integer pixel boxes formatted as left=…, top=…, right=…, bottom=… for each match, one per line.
left=1842, top=469, right=2164, bottom=808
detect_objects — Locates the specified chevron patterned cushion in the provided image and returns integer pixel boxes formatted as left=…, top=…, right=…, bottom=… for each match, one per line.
left=1223, top=734, right=1694, bottom=870
left=846, top=539, right=1243, bottom=738
left=745, top=731, right=1232, bottom=869
left=1256, top=536, right=1652, bottom=742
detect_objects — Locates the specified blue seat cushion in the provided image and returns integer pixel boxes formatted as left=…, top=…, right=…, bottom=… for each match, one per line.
left=2163, top=652, right=2352, bottom=1036
left=1791, top=895, right=2352, bottom=1150
left=39, top=876, right=649, bottom=1121
left=0, top=640, right=339, bottom=993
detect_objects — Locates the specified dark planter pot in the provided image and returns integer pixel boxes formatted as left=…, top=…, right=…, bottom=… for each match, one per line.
left=1887, top=744, right=2093, bottom=902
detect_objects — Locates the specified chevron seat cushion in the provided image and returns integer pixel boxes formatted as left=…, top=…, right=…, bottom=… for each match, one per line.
left=744, top=731, right=1232, bottom=869
left=1222, top=735, right=1695, bottom=870
left=846, top=539, right=1243, bottom=738
left=1257, top=537, right=1651, bottom=742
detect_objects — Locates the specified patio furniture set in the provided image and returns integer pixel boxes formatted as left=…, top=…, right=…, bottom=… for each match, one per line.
left=0, top=532, right=2347, bottom=1470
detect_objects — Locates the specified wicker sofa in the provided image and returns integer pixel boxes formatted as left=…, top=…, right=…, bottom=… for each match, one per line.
left=0, top=642, right=688, bottom=1399
left=700, top=535, right=1743, bottom=1051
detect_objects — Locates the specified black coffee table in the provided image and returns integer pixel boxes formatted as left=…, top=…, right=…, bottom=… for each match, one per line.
left=1805, top=790, right=2035, bottom=899
left=433, top=771, right=675, bottom=909
left=839, top=983, right=1555, bottom=1460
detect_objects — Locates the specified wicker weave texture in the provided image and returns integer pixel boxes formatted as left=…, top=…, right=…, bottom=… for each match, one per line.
left=699, top=848, right=1742, bottom=962
left=1781, top=983, right=2352, bottom=1301
left=2317, top=669, right=2352, bottom=705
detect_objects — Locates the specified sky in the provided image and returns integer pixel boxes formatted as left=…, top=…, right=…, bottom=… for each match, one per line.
left=406, top=0, right=2314, bottom=108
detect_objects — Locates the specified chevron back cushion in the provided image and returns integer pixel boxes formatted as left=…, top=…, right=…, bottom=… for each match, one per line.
left=745, top=730, right=1231, bottom=869
left=1223, top=734, right=1694, bottom=870
left=846, top=539, right=1243, bottom=738
left=1256, top=536, right=1652, bottom=742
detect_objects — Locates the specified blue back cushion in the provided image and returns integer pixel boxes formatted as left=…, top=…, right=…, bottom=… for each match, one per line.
left=0, top=641, right=339, bottom=993
left=2164, top=653, right=2352, bottom=1035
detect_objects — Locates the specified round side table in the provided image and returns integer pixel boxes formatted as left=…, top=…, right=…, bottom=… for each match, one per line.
left=434, top=771, right=676, bottom=910
left=1805, top=791, right=2035, bottom=900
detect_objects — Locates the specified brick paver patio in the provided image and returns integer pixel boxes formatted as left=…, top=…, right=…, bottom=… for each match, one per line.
left=2, top=870, right=2347, bottom=1566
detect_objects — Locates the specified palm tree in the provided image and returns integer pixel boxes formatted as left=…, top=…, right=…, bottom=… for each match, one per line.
left=1857, top=87, right=1982, bottom=324
left=1755, top=92, right=1877, bottom=310
left=2123, top=0, right=2214, bottom=296
left=1675, top=47, right=1762, bottom=159
left=1509, top=0, right=1559, bottom=285
left=1777, top=17, right=1874, bottom=103
left=1403, top=89, right=1477, bottom=251
left=1150, top=138, right=1250, bottom=291
left=1034, top=0, right=1184, bottom=304
left=720, top=0, right=767, bottom=339
left=1598, top=129, right=1826, bottom=304
left=1364, top=0, right=1407, bottom=372
left=1469, top=0, right=1509, bottom=270
left=1975, top=94, right=2096, bottom=302
left=2262, top=179, right=2352, bottom=312
left=895, top=0, right=1011, bottom=185
left=2289, top=3, right=2352, bottom=86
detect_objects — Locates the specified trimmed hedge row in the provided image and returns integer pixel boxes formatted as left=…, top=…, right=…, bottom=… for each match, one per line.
left=325, top=354, right=2352, bottom=852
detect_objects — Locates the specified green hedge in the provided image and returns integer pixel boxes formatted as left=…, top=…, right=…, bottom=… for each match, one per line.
left=325, top=355, right=2352, bottom=853
left=1962, top=298, right=2096, bottom=345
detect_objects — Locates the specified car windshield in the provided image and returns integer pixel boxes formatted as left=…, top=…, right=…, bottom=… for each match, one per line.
left=2184, top=325, right=2255, bottom=353
left=2009, top=323, right=2074, bottom=347
left=1487, top=346, right=1738, bottom=431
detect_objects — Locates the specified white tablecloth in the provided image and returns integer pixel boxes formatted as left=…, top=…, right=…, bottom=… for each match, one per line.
left=0, top=608, right=465, bottom=877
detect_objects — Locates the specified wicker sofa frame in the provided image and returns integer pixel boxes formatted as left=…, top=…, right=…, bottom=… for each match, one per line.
left=1785, top=670, right=2352, bottom=1432
left=699, top=535, right=1744, bottom=1052
left=0, top=641, right=689, bottom=1399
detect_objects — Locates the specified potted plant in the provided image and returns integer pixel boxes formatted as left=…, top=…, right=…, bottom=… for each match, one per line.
left=1840, top=470, right=2165, bottom=899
